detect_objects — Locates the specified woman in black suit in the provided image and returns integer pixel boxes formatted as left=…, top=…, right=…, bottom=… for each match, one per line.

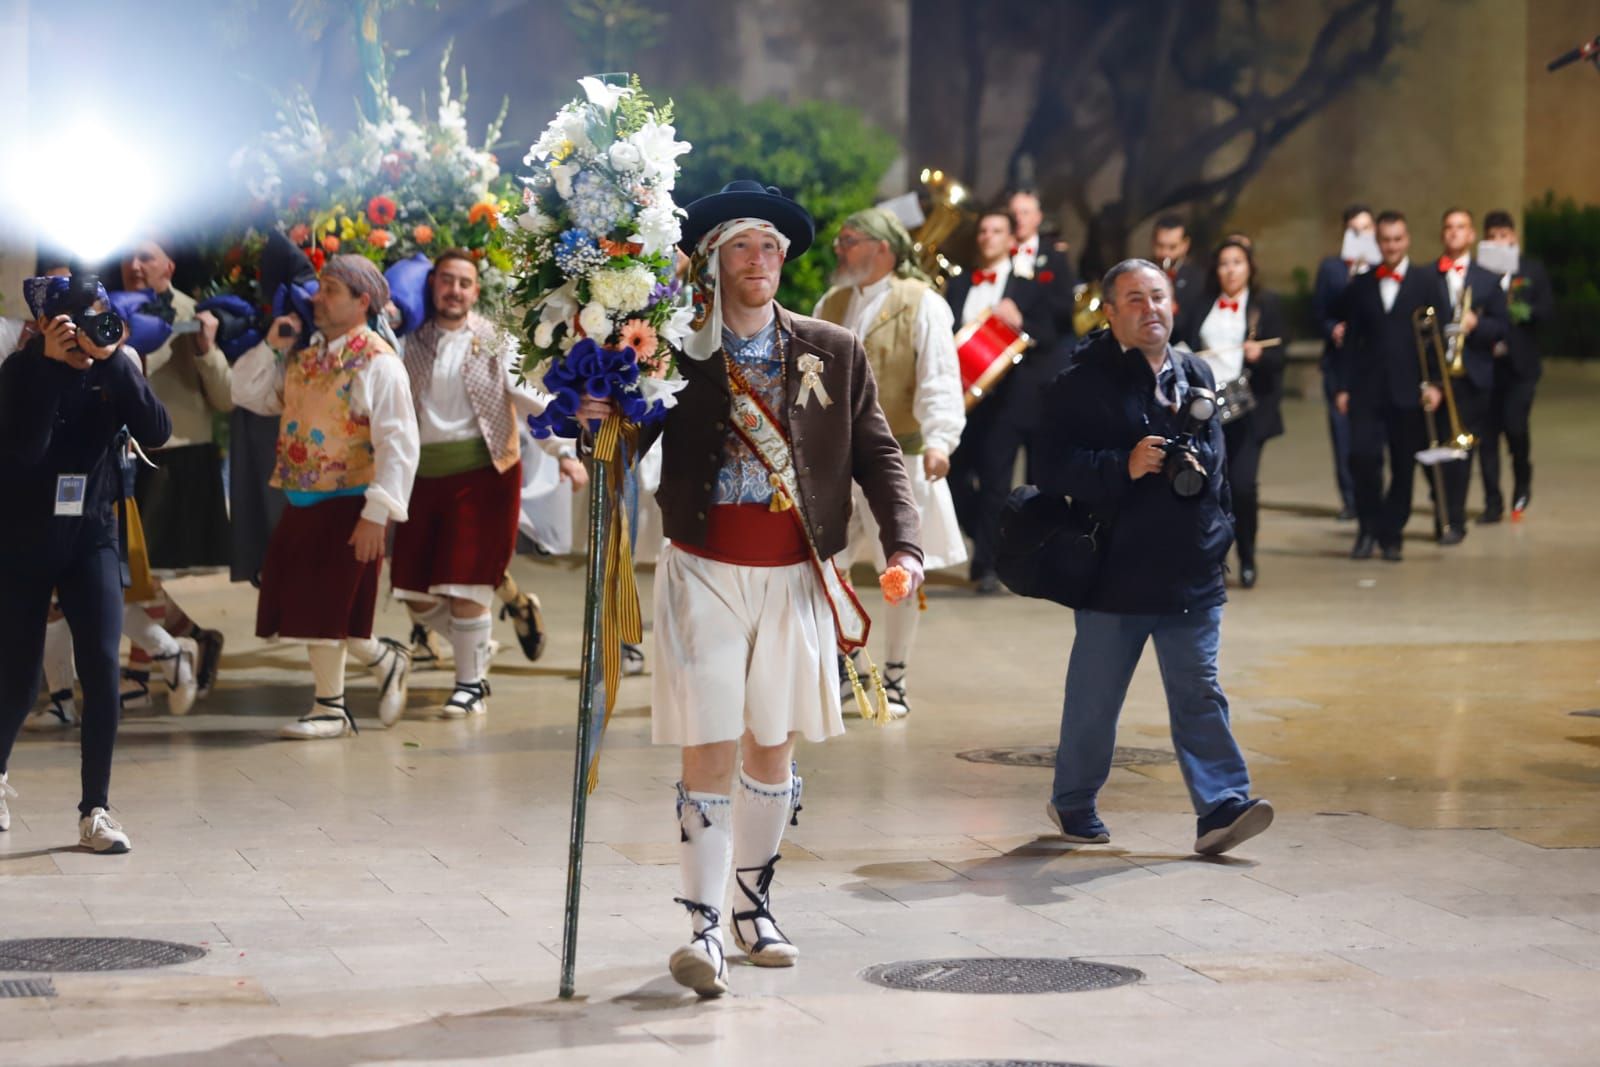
left=1182, top=236, right=1289, bottom=588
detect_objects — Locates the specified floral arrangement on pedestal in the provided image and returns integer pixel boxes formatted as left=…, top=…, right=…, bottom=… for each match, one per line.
left=507, top=75, right=692, bottom=437
left=208, top=47, right=516, bottom=310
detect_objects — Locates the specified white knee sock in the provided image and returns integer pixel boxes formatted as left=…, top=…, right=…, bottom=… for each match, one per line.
left=733, top=768, right=794, bottom=873
left=345, top=636, right=382, bottom=668
left=406, top=599, right=451, bottom=633
left=124, top=603, right=180, bottom=658
left=882, top=597, right=919, bottom=675
left=677, top=785, right=732, bottom=946
left=448, top=613, right=493, bottom=686
left=308, top=645, right=348, bottom=701
left=43, top=616, right=76, bottom=693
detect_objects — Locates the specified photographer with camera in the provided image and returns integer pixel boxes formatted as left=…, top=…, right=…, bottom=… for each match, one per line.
left=1035, top=258, right=1272, bottom=857
left=0, top=273, right=172, bottom=853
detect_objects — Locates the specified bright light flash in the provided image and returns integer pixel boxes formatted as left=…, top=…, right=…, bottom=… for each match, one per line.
left=0, top=117, right=167, bottom=263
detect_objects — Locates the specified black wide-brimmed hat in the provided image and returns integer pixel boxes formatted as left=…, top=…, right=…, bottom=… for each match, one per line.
left=679, top=179, right=815, bottom=258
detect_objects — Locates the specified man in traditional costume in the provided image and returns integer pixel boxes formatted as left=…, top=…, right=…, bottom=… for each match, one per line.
left=582, top=180, right=923, bottom=998
left=389, top=248, right=570, bottom=716
left=814, top=207, right=965, bottom=719
left=231, top=255, right=419, bottom=739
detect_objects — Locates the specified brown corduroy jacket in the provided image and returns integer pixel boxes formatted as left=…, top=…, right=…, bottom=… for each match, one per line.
left=644, top=304, right=922, bottom=564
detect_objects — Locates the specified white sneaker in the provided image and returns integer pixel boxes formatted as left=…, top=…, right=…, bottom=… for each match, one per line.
left=120, top=668, right=152, bottom=710
left=78, top=807, right=131, bottom=853
left=440, top=680, right=489, bottom=719
left=156, top=636, right=200, bottom=716
left=280, top=696, right=355, bottom=740
left=367, top=638, right=410, bottom=727
left=25, top=690, right=78, bottom=730
left=0, top=773, right=15, bottom=832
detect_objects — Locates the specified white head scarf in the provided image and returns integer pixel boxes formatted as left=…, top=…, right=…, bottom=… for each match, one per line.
left=684, top=217, right=792, bottom=361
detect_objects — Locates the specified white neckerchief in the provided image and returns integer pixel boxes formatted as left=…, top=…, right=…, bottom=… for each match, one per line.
left=685, top=217, right=792, bottom=361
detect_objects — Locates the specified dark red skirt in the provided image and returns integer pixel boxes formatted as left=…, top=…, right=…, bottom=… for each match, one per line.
left=255, top=495, right=380, bottom=641
left=390, top=461, right=521, bottom=595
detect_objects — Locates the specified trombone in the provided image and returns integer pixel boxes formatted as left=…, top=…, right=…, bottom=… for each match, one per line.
left=1410, top=301, right=1476, bottom=533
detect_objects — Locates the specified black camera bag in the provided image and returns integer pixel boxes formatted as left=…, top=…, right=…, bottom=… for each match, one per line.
left=995, top=486, right=1111, bottom=609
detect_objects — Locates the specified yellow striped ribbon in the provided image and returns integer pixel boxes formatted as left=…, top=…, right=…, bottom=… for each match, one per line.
left=586, top=413, right=643, bottom=792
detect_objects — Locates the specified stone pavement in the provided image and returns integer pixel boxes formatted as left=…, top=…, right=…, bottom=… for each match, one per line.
left=2, top=362, right=1599, bottom=1066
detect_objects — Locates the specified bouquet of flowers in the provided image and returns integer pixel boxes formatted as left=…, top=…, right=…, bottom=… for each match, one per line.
left=508, top=75, right=692, bottom=438
left=209, top=48, right=516, bottom=312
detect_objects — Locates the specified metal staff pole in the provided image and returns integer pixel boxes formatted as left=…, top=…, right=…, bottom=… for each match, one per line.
left=559, top=439, right=608, bottom=1000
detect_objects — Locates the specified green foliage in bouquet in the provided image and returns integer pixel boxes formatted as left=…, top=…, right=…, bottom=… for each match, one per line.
left=1524, top=193, right=1600, bottom=360
left=671, top=89, right=898, bottom=312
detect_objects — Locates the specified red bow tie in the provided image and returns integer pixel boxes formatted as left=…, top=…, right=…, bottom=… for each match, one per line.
left=1216, top=297, right=1240, bottom=313
left=1437, top=256, right=1465, bottom=274
left=971, top=269, right=999, bottom=285
left=1376, top=264, right=1404, bottom=282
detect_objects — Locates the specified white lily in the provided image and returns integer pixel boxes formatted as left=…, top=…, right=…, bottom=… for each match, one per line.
left=579, top=76, right=631, bottom=114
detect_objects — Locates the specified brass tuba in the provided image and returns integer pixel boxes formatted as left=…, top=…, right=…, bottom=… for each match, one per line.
left=911, top=168, right=971, bottom=292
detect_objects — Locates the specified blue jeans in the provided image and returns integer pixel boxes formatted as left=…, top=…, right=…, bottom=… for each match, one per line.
left=1051, top=606, right=1250, bottom=818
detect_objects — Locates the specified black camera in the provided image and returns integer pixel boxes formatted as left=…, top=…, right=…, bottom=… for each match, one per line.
left=1161, top=387, right=1218, bottom=498
left=64, top=273, right=125, bottom=349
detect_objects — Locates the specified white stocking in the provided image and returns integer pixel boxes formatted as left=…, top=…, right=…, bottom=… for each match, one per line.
left=676, top=784, right=732, bottom=951
left=448, top=613, right=493, bottom=686
left=307, top=645, right=348, bottom=701
left=882, top=596, right=919, bottom=675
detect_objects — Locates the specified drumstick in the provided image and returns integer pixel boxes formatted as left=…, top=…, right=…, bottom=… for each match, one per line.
left=1189, top=337, right=1283, bottom=359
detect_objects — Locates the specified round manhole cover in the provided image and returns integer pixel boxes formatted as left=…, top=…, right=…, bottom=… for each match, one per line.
left=861, top=957, right=1141, bottom=994
left=0, top=938, right=207, bottom=972
left=956, top=745, right=1174, bottom=768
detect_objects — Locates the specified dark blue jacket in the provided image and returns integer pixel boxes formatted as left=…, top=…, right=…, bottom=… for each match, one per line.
left=0, top=342, right=171, bottom=553
left=1037, top=330, right=1233, bottom=615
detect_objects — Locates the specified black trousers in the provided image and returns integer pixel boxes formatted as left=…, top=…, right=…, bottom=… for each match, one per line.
left=1480, top=364, right=1536, bottom=508
left=1350, top=403, right=1428, bottom=547
left=0, top=532, right=123, bottom=815
left=1321, top=363, right=1355, bottom=511
left=1223, top=417, right=1265, bottom=568
left=1434, top=378, right=1488, bottom=531
left=949, top=383, right=1027, bottom=580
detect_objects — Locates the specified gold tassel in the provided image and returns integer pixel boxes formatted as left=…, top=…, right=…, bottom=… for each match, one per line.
left=865, top=655, right=891, bottom=725
left=842, top=653, right=874, bottom=721
left=768, top=473, right=793, bottom=512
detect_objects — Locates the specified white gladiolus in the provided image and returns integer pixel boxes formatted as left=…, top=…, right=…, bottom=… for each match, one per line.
left=659, top=301, right=697, bottom=348
left=640, top=375, right=689, bottom=410
left=635, top=202, right=683, bottom=257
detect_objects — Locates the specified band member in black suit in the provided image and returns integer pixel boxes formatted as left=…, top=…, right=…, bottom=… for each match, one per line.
left=1312, top=203, right=1377, bottom=520
left=1152, top=215, right=1207, bottom=342
left=1430, top=208, right=1508, bottom=541
left=1008, top=189, right=1079, bottom=338
left=945, top=206, right=1057, bottom=593
left=1180, top=236, right=1288, bottom=588
left=1478, top=211, right=1551, bottom=522
left=1332, top=211, right=1440, bottom=561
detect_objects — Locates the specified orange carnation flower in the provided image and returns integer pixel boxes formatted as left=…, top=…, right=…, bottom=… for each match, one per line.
left=368, top=228, right=393, bottom=249
left=367, top=195, right=398, bottom=226
left=322, top=235, right=340, bottom=253
left=600, top=237, right=643, bottom=258
left=879, top=565, right=913, bottom=604
left=412, top=224, right=434, bottom=245
left=467, top=202, right=499, bottom=229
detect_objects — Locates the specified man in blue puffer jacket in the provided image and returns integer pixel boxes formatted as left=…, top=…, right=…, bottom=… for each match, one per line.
left=1035, top=258, right=1273, bottom=857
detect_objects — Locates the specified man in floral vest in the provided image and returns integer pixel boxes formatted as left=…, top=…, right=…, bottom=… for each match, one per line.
left=232, top=255, right=419, bottom=739
left=583, top=180, right=924, bottom=998
left=390, top=249, right=576, bottom=717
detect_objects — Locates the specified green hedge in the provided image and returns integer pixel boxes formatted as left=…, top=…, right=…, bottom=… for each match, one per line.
left=1524, top=193, right=1600, bottom=360
left=670, top=89, right=898, bottom=313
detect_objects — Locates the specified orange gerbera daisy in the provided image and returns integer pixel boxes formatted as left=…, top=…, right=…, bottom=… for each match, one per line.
left=367, top=195, right=398, bottom=226
left=619, top=319, right=660, bottom=367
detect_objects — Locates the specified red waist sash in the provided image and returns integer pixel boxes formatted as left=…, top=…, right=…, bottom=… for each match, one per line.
left=673, top=504, right=810, bottom=567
